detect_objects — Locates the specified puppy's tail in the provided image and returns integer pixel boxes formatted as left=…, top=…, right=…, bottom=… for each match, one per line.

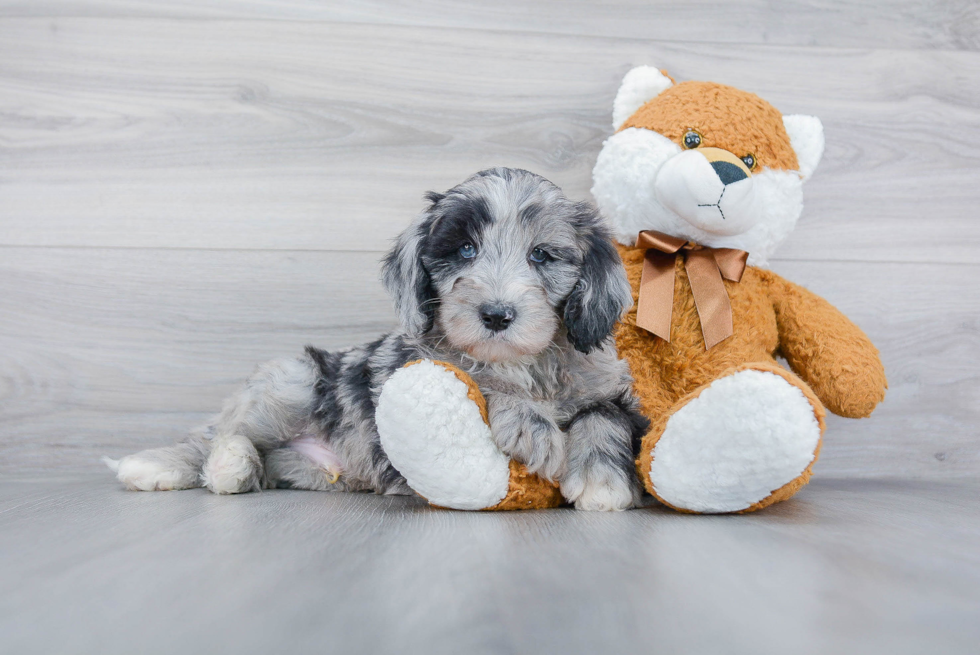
left=101, top=456, right=120, bottom=473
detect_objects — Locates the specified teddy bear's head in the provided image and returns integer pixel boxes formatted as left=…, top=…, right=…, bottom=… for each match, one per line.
left=591, top=66, right=824, bottom=266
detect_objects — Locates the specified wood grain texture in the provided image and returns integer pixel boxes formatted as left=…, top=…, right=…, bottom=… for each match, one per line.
left=1, top=0, right=979, bottom=51
left=0, top=248, right=396, bottom=469
left=2, top=475, right=980, bottom=655
left=1, top=19, right=980, bottom=262
left=1, top=5, right=979, bottom=652
left=1, top=247, right=976, bottom=479
left=1, top=5, right=978, bottom=481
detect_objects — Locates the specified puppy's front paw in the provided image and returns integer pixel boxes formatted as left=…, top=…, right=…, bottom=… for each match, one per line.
left=491, top=408, right=565, bottom=481
left=561, top=471, right=637, bottom=511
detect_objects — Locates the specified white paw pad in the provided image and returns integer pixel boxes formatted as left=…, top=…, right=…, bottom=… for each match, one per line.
left=376, top=361, right=510, bottom=510
left=649, top=369, right=821, bottom=513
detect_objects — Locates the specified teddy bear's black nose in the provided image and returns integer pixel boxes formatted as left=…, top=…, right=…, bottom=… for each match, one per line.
left=711, top=160, right=748, bottom=186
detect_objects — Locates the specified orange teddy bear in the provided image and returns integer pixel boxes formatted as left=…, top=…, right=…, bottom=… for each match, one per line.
left=592, top=66, right=887, bottom=513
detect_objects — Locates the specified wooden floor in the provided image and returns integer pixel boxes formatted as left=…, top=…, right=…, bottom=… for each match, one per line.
left=2, top=1, right=979, bottom=652
left=2, top=474, right=979, bottom=654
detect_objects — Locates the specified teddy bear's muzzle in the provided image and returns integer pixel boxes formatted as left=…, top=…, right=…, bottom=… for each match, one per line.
left=655, top=147, right=759, bottom=236
left=699, top=147, right=752, bottom=184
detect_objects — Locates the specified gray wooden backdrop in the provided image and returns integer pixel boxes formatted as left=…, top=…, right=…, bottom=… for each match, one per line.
left=1, top=0, right=978, bottom=478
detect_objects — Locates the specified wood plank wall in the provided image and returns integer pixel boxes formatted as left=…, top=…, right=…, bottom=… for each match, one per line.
left=1, top=1, right=978, bottom=477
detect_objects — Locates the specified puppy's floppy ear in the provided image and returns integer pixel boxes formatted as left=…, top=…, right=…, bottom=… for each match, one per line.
left=564, top=206, right=633, bottom=354
left=381, top=195, right=441, bottom=336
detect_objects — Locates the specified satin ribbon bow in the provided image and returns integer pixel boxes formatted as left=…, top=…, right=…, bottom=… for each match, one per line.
left=635, top=230, right=749, bottom=350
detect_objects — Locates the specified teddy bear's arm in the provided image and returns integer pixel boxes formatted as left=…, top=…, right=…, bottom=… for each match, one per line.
left=768, top=272, right=886, bottom=418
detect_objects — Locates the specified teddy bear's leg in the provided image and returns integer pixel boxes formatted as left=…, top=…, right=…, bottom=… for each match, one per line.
left=376, top=359, right=563, bottom=510
left=639, top=362, right=826, bottom=514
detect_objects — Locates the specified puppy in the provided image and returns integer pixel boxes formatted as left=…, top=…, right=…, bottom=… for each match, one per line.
left=106, top=168, right=649, bottom=510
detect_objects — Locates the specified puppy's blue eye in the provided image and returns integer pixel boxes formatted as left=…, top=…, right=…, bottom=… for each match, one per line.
left=459, top=243, right=477, bottom=259
left=529, top=247, right=550, bottom=264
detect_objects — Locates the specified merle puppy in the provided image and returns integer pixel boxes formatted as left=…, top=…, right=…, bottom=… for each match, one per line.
left=106, top=168, right=649, bottom=510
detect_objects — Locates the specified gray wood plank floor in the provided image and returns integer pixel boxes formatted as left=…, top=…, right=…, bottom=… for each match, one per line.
left=3, top=474, right=979, bottom=655
left=2, top=2, right=979, bottom=652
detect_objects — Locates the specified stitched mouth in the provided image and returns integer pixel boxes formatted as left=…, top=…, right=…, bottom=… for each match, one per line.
left=697, top=186, right=727, bottom=220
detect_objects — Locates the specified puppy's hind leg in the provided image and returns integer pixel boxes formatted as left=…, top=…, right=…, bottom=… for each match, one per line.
left=105, top=437, right=208, bottom=491
left=264, top=438, right=344, bottom=491
left=199, top=355, right=320, bottom=494
left=201, top=434, right=263, bottom=494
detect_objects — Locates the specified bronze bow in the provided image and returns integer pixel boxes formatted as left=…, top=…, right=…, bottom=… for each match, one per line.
left=635, top=230, right=748, bottom=350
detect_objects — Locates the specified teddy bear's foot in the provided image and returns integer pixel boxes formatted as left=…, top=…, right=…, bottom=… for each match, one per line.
left=642, top=363, right=826, bottom=514
left=376, top=360, right=562, bottom=510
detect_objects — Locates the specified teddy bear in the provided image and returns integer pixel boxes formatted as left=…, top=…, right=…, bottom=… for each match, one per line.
left=590, top=66, right=887, bottom=512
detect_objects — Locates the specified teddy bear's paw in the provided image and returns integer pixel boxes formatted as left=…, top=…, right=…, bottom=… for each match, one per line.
left=647, top=368, right=822, bottom=513
left=376, top=360, right=511, bottom=510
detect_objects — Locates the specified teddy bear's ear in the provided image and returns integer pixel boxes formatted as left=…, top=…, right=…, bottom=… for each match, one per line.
left=783, top=115, right=825, bottom=179
left=612, top=66, right=674, bottom=131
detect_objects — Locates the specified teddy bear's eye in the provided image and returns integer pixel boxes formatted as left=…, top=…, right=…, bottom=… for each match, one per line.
left=683, top=131, right=702, bottom=149
left=741, top=154, right=756, bottom=170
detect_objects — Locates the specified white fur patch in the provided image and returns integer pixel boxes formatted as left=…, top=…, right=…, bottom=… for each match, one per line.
left=612, top=66, right=674, bottom=130
left=592, top=128, right=681, bottom=245
left=648, top=369, right=821, bottom=513
left=376, top=360, right=510, bottom=510
left=783, top=114, right=825, bottom=179
left=568, top=476, right=635, bottom=511
left=201, top=434, right=261, bottom=495
left=591, top=127, right=804, bottom=266
left=108, top=455, right=195, bottom=491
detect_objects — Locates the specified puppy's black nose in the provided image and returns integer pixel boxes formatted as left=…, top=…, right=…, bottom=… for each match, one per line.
left=479, top=304, right=516, bottom=332
left=710, top=160, right=748, bottom=186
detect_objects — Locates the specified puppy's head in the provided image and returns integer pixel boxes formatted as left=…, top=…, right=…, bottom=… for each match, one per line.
left=382, top=168, right=631, bottom=362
